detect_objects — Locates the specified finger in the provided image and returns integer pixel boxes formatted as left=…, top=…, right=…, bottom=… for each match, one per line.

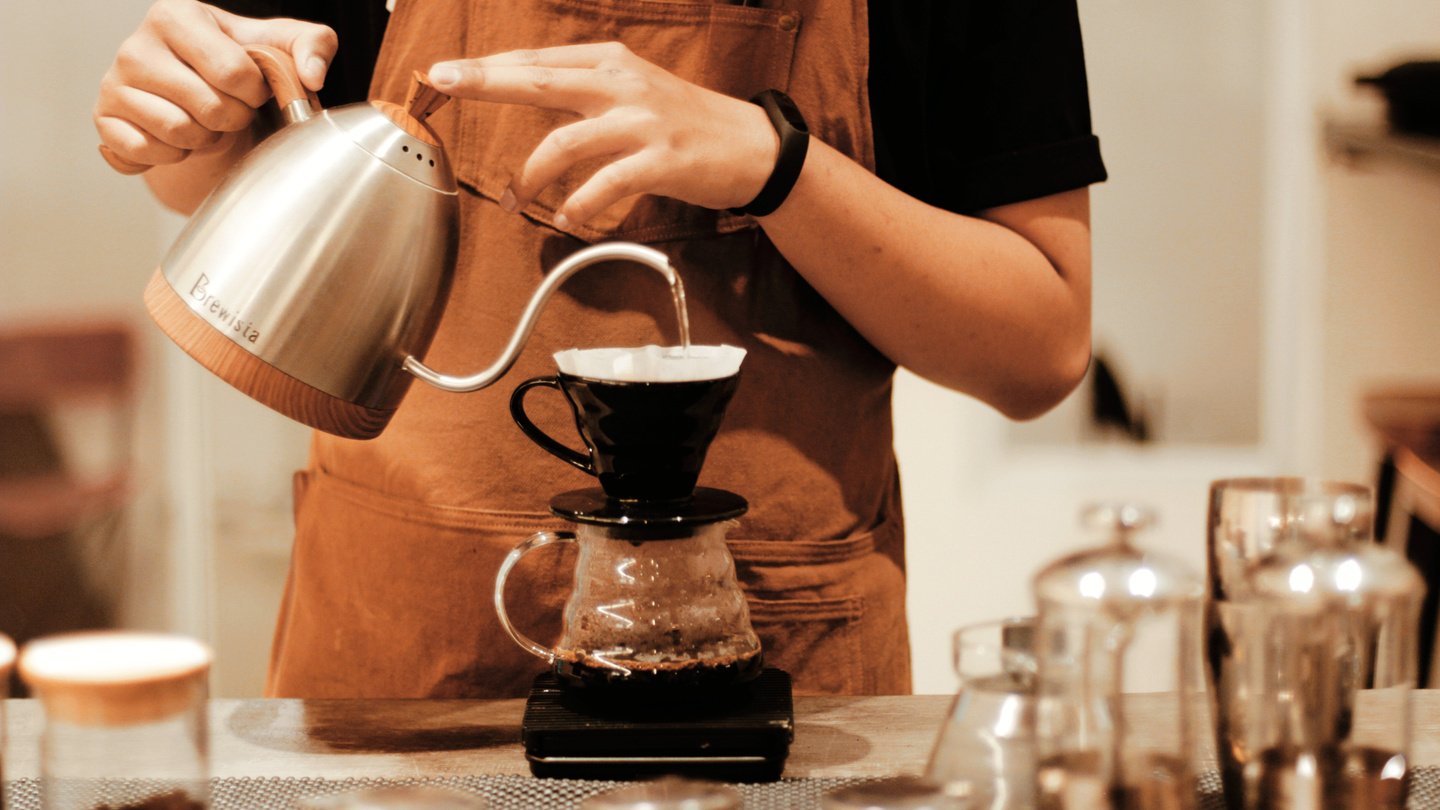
left=462, top=42, right=634, bottom=70
left=558, top=153, right=658, bottom=228
left=114, top=52, right=255, bottom=133
left=95, top=115, right=190, bottom=167
left=427, top=64, right=615, bottom=113
left=148, top=1, right=269, bottom=106
left=508, top=116, right=638, bottom=211
left=100, top=86, right=223, bottom=151
left=217, top=10, right=338, bottom=91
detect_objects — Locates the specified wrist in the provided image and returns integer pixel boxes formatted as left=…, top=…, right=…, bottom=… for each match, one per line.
left=729, top=89, right=809, bottom=218
left=733, top=101, right=780, bottom=211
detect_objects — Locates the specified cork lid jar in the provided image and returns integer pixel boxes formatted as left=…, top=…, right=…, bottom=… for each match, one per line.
left=20, top=632, right=211, bottom=726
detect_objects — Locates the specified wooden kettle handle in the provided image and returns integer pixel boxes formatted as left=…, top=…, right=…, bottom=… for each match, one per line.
left=243, top=44, right=319, bottom=114
left=98, top=145, right=149, bottom=176
left=97, top=45, right=318, bottom=175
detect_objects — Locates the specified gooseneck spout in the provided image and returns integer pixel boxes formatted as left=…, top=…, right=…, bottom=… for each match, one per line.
left=402, top=242, right=681, bottom=393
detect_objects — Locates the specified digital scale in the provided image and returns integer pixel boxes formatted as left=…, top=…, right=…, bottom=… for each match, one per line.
left=521, top=668, right=795, bottom=781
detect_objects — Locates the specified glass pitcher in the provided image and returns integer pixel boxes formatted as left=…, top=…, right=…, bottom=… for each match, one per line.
left=494, top=506, right=762, bottom=692
left=926, top=617, right=1037, bottom=810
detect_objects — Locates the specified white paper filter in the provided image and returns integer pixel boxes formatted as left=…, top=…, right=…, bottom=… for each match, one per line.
left=554, top=345, right=746, bottom=382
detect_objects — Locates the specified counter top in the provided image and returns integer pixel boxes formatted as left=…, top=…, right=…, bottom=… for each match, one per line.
left=6, top=691, right=1439, bottom=780
left=3, top=695, right=953, bottom=780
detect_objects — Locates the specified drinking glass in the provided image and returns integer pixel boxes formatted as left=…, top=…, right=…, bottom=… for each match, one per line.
left=925, top=617, right=1036, bottom=810
left=1206, top=478, right=1373, bottom=809
left=1242, top=539, right=1421, bottom=810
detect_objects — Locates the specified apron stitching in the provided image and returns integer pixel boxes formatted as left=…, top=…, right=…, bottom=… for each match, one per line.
left=747, top=594, right=864, bottom=621
left=550, top=0, right=791, bottom=26
left=311, top=469, right=560, bottom=532
left=728, top=533, right=876, bottom=564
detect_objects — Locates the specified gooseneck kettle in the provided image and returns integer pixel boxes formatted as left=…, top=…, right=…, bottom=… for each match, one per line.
left=123, top=47, right=680, bottom=439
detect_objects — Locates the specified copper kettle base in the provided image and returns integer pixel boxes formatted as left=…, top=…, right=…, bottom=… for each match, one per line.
left=144, top=270, right=395, bottom=439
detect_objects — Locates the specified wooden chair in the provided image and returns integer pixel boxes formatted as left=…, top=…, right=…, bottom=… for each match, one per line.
left=0, top=321, right=136, bottom=684
left=0, top=321, right=136, bottom=539
left=1364, top=387, right=1440, bottom=686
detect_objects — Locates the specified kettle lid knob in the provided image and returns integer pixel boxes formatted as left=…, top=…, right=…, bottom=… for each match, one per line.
left=371, top=71, right=451, bottom=148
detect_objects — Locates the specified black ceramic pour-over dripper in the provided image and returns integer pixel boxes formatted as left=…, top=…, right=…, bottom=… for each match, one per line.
left=511, top=371, right=740, bottom=502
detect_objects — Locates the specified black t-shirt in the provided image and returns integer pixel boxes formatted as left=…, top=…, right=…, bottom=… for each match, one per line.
left=213, top=0, right=1106, bottom=214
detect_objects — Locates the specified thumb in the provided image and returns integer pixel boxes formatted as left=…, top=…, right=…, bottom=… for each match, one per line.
left=214, top=10, right=339, bottom=92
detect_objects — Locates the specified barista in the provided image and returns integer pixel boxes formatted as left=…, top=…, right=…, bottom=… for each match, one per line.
left=95, top=0, right=1106, bottom=698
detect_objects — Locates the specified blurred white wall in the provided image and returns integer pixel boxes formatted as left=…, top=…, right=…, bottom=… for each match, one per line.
left=1311, top=0, right=1440, bottom=483
left=1015, top=1, right=1268, bottom=449
left=0, top=1, right=306, bottom=692
left=900, top=0, right=1440, bottom=694
left=0, top=1, right=175, bottom=633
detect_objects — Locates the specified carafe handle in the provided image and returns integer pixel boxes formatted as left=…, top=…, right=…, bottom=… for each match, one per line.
left=494, top=530, right=577, bottom=664
left=98, top=45, right=318, bottom=174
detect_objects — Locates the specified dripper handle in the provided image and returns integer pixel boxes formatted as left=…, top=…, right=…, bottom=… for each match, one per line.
left=403, top=242, right=681, bottom=393
left=495, top=531, right=577, bottom=664
left=510, top=376, right=595, bottom=475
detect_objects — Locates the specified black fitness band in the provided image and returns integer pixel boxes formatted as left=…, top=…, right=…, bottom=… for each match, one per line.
left=730, top=89, right=809, bottom=217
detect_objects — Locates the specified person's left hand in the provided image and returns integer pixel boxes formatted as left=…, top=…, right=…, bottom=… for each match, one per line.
left=428, top=43, right=778, bottom=229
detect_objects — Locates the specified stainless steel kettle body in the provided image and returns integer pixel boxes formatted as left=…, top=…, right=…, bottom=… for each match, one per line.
left=145, top=47, right=459, bottom=438
left=144, top=49, right=682, bottom=439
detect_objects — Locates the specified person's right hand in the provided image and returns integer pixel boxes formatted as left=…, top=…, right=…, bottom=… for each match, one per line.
left=95, top=0, right=337, bottom=172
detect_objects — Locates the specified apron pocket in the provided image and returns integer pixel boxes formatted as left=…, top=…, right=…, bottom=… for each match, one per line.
left=746, top=594, right=864, bottom=695
left=455, top=0, right=801, bottom=242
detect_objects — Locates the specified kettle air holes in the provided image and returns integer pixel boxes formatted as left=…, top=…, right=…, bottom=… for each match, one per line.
left=428, top=160, right=435, bottom=167
left=402, top=145, right=409, bottom=152
left=416, top=153, right=423, bottom=161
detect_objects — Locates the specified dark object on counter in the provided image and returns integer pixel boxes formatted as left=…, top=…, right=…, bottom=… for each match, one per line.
left=522, top=668, right=794, bottom=782
left=1357, top=61, right=1440, bottom=138
left=821, top=776, right=967, bottom=809
left=95, top=791, right=204, bottom=810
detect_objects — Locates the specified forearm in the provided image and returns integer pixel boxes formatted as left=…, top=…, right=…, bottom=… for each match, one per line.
left=758, top=140, right=1092, bottom=419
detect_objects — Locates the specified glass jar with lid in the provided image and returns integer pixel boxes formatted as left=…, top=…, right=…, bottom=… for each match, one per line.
left=1031, top=504, right=1206, bottom=810
left=0, top=633, right=15, bottom=783
left=19, top=631, right=212, bottom=810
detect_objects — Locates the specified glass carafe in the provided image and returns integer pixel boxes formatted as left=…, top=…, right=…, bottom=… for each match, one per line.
left=495, top=506, right=762, bottom=692
left=1032, top=505, right=1206, bottom=810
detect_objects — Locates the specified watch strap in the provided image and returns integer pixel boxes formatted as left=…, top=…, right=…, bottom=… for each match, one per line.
left=730, top=89, right=809, bottom=217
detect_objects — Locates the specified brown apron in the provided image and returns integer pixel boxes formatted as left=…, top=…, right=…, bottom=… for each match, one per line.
left=267, top=0, right=912, bottom=698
